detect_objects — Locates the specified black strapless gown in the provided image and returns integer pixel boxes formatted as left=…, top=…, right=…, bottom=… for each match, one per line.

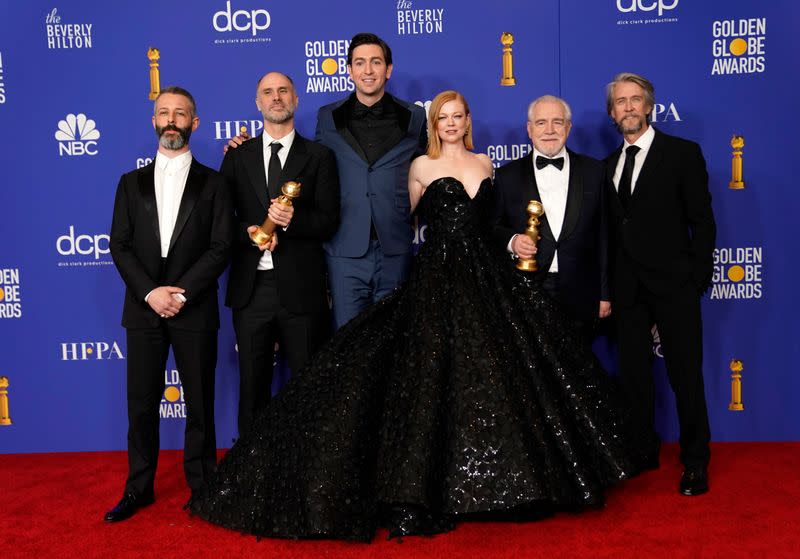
left=188, top=177, right=650, bottom=541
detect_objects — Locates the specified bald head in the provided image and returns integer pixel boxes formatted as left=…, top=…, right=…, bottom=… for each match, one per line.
left=255, top=72, right=298, bottom=125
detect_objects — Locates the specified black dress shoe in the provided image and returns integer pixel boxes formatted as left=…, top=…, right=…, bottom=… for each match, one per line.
left=679, top=467, right=709, bottom=496
left=103, top=492, right=155, bottom=522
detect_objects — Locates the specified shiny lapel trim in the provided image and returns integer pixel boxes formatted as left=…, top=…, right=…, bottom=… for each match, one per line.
left=332, top=101, right=369, bottom=163
left=243, top=135, right=270, bottom=211
left=520, top=155, right=555, bottom=242
left=167, top=159, right=202, bottom=254
left=560, top=152, right=584, bottom=241
left=138, top=164, right=161, bottom=247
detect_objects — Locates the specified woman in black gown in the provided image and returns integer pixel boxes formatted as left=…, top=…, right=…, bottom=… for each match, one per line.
left=188, top=91, right=650, bottom=541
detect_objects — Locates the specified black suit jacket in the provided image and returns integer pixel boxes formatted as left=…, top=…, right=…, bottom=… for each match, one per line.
left=604, top=128, right=716, bottom=306
left=491, top=150, right=609, bottom=319
left=110, top=158, right=234, bottom=331
left=222, top=132, right=340, bottom=313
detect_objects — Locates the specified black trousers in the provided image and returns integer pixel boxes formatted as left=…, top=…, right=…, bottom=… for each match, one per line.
left=125, top=324, right=218, bottom=496
left=615, top=279, right=711, bottom=468
left=233, top=270, right=330, bottom=436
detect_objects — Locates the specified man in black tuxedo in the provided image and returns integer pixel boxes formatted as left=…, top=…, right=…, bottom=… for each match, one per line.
left=492, top=95, right=610, bottom=337
left=605, top=72, right=716, bottom=496
left=106, top=86, right=234, bottom=522
left=222, top=72, right=339, bottom=436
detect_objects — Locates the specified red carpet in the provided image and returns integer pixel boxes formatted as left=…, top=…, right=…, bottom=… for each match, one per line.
left=2, top=443, right=798, bottom=558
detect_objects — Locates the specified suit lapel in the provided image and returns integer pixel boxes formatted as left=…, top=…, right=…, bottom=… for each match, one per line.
left=138, top=164, right=161, bottom=247
left=606, top=145, right=624, bottom=216
left=332, top=101, right=369, bottom=163
left=277, top=134, right=310, bottom=195
left=560, top=151, right=583, bottom=241
left=243, top=135, right=270, bottom=211
left=168, top=159, right=202, bottom=254
left=371, top=96, right=415, bottom=168
left=630, top=129, right=664, bottom=205
left=520, top=155, right=555, bottom=242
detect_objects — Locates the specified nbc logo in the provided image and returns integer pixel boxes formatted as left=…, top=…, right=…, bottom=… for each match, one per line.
left=55, top=113, right=100, bottom=156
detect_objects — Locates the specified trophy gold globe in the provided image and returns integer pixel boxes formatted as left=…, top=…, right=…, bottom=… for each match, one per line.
left=516, top=200, right=545, bottom=272
left=250, top=181, right=302, bottom=245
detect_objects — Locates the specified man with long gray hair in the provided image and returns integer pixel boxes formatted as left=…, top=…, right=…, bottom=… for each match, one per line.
left=604, top=72, right=716, bottom=496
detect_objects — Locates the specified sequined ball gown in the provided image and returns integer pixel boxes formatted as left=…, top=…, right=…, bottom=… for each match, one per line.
left=188, top=177, right=650, bottom=541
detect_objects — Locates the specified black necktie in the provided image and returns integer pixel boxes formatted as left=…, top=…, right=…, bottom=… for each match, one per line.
left=535, top=155, right=564, bottom=170
left=618, top=145, right=640, bottom=211
left=267, top=141, right=283, bottom=198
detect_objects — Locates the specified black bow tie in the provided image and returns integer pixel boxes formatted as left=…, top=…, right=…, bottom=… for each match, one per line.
left=536, top=155, right=564, bottom=170
left=352, top=101, right=384, bottom=119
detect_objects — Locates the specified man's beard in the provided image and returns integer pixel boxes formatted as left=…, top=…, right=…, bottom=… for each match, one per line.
left=156, top=123, right=192, bottom=150
left=616, top=114, right=646, bottom=135
left=262, top=102, right=296, bottom=124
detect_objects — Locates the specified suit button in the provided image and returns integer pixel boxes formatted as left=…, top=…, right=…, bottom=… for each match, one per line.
left=368, top=167, right=374, bottom=172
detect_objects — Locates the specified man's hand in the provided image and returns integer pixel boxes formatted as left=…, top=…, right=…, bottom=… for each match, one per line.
left=512, top=234, right=538, bottom=260
left=599, top=300, right=612, bottom=319
left=267, top=198, right=294, bottom=228
left=247, top=226, right=279, bottom=252
left=223, top=132, right=251, bottom=154
left=148, top=286, right=185, bottom=318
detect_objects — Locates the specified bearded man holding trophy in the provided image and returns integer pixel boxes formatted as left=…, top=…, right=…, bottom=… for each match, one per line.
left=221, top=71, right=340, bottom=437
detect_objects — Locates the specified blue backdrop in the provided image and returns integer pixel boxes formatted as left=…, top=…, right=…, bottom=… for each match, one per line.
left=1, top=0, right=797, bottom=453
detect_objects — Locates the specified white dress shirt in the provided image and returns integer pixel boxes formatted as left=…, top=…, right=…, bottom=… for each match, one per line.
left=145, top=150, right=192, bottom=304
left=508, top=148, right=570, bottom=273
left=154, top=150, right=192, bottom=257
left=612, top=124, right=655, bottom=194
left=533, top=147, right=569, bottom=272
left=257, top=129, right=295, bottom=271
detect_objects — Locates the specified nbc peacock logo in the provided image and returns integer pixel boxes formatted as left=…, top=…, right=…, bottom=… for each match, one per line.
left=55, top=113, right=100, bottom=156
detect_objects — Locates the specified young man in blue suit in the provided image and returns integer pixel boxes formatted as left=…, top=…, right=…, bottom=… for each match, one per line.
left=315, top=32, right=427, bottom=329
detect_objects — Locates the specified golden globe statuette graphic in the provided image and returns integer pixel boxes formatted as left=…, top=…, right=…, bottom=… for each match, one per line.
left=516, top=200, right=545, bottom=272
left=0, top=376, right=11, bottom=425
left=728, top=359, right=744, bottom=411
left=500, top=32, right=516, bottom=86
left=729, top=135, right=745, bottom=189
left=250, top=181, right=302, bottom=245
left=148, top=47, right=161, bottom=101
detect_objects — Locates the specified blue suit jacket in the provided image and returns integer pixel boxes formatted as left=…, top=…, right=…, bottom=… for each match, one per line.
left=315, top=94, right=427, bottom=257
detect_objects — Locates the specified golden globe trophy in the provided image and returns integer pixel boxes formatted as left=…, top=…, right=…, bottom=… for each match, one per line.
left=729, top=135, right=745, bottom=189
left=250, top=181, right=302, bottom=245
left=148, top=47, right=161, bottom=101
left=728, top=359, right=744, bottom=411
left=0, top=376, right=11, bottom=426
left=516, top=200, right=545, bottom=272
left=500, top=32, right=516, bottom=86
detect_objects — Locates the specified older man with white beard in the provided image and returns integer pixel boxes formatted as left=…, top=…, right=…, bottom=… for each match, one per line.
left=491, top=95, right=611, bottom=341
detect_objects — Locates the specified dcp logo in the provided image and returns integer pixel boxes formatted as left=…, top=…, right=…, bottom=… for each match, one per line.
left=212, top=1, right=270, bottom=36
left=55, top=113, right=100, bottom=156
left=57, top=226, right=110, bottom=260
left=617, top=0, right=678, bottom=17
